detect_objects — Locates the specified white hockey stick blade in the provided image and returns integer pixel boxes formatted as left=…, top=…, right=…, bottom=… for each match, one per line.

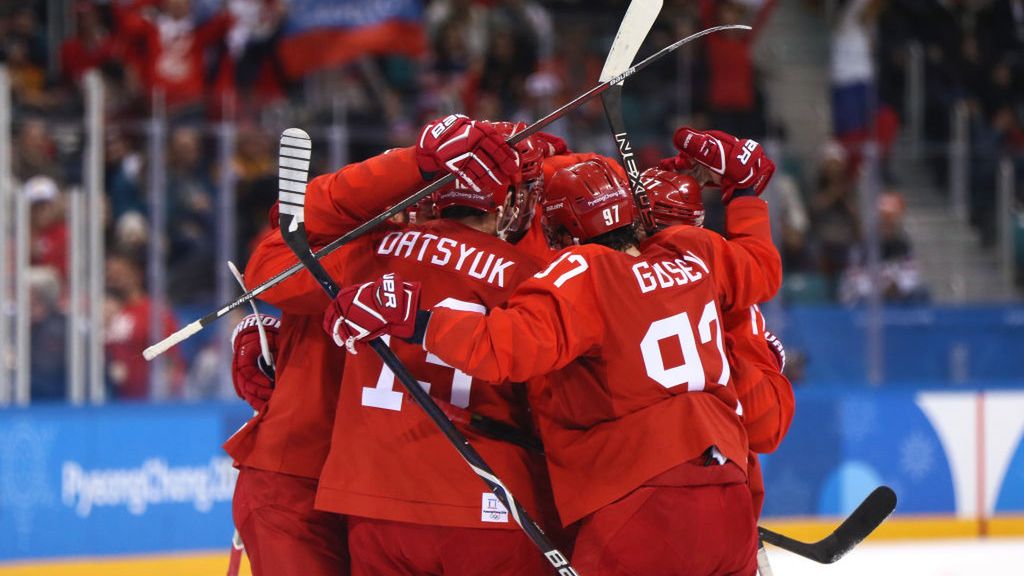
left=227, top=260, right=273, bottom=366
left=599, top=0, right=664, bottom=83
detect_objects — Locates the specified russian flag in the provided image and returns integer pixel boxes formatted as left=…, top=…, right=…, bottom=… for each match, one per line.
left=279, top=0, right=426, bottom=79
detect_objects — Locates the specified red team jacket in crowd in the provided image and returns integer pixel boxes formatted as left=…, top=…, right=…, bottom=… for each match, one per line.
left=234, top=146, right=551, bottom=529
left=423, top=197, right=781, bottom=526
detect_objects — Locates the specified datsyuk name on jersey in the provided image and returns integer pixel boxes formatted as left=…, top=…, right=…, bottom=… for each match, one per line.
left=376, top=229, right=518, bottom=288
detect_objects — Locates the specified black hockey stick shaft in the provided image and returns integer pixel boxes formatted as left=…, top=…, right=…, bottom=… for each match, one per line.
left=275, top=129, right=579, bottom=576
left=759, top=485, right=897, bottom=564
left=143, top=23, right=750, bottom=361
left=603, top=85, right=656, bottom=231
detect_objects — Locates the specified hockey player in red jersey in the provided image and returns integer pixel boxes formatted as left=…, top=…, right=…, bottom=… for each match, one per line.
left=638, top=153, right=794, bottom=518
left=327, top=153, right=782, bottom=575
left=225, top=307, right=349, bottom=576
left=247, top=114, right=570, bottom=575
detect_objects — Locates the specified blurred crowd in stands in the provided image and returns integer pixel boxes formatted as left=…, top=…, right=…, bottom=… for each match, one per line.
left=1, top=0, right=1022, bottom=400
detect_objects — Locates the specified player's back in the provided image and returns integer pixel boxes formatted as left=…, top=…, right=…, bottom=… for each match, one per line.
left=224, top=311, right=344, bottom=478
left=316, top=218, right=547, bottom=529
left=520, top=230, right=760, bottom=526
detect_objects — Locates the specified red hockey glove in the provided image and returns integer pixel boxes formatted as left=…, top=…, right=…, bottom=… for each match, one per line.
left=532, top=131, right=569, bottom=157
left=764, top=329, right=786, bottom=372
left=416, top=114, right=522, bottom=197
left=669, top=127, right=775, bottom=203
left=231, top=314, right=280, bottom=411
left=323, top=273, right=422, bottom=353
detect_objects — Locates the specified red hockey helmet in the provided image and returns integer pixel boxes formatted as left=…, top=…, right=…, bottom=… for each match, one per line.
left=542, top=158, right=635, bottom=242
left=640, top=168, right=705, bottom=229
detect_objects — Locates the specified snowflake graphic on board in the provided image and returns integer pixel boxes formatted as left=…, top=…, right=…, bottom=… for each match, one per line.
left=900, top=430, right=936, bottom=482
left=842, top=398, right=878, bottom=443
left=0, top=418, right=57, bottom=552
left=766, top=468, right=814, bottom=513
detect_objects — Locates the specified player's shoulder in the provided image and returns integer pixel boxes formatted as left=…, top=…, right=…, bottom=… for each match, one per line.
left=425, top=220, right=539, bottom=260
left=644, top=224, right=719, bottom=253
left=534, top=243, right=621, bottom=283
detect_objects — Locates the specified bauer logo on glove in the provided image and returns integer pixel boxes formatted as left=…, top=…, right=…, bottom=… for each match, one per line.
left=664, top=127, right=776, bottom=203
left=324, top=273, right=422, bottom=354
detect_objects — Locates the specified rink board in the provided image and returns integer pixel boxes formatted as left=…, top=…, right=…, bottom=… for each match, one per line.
left=2, top=391, right=1024, bottom=563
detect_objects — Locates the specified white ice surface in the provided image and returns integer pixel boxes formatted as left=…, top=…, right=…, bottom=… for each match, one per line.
left=763, top=537, right=1024, bottom=576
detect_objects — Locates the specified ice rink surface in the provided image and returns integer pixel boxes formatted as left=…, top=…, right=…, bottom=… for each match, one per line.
left=764, top=537, right=1024, bottom=575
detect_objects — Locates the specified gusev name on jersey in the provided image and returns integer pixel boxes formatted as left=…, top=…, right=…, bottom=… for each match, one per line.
left=423, top=197, right=781, bottom=526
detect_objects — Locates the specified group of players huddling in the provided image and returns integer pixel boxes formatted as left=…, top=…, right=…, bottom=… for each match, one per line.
left=224, top=114, right=795, bottom=576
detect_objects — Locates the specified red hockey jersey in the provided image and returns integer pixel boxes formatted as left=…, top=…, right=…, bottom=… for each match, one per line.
left=224, top=147, right=425, bottom=478
left=723, top=304, right=794, bottom=453
left=243, top=144, right=550, bottom=528
left=424, top=197, right=781, bottom=525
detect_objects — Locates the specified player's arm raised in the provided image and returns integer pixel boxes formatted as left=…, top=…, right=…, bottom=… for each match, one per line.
left=301, top=146, right=424, bottom=240
left=247, top=115, right=524, bottom=312
left=662, top=127, right=782, bottom=310
left=709, top=196, right=783, bottom=310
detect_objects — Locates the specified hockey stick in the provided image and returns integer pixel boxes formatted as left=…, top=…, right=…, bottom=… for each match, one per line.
left=276, top=129, right=579, bottom=576
left=229, top=260, right=274, bottom=366
left=142, top=23, right=751, bottom=361
left=600, top=0, right=663, bottom=232
left=759, top=485, right=897, bottom=564
left=224, top=261, right=272, bottom=576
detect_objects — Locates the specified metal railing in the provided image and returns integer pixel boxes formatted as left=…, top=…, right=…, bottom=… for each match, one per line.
left=0, top=66, right=9, bottom=406
left=0, top=49, right=1020, bottom=403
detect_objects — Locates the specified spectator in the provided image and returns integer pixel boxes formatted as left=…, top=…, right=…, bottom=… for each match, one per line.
left=105, top=251, right=183, bottom=400
left=840, top=191, right=928, bottom=303
left=811, top=141, right=861, bottom=292
left=28, top=266, right=68, bottom=402
left=113, top=211, right=150, bottom=264
left=425, top=0, right=489, bottom=72
left=478, top=12, right=540, bottom=118
left=105, top=129, right=146, bottom=221
left=13, top=118, right=63, bottom=183
left=227, top=0, right=288, bottom=116
left=830, top=0, right=883, bottom=161
left=165, top=126, right=216, bottom=302
left=770, top=160, right=813, bottom=273
left=23, top=176, right=68, bottom=281
left=60, top=1, right=118, bottom=86
left=114, top=0, right=233, bottom=116
left=699, top=0, right=777, bottom=138
left=233, top=125, right=276, bottom=259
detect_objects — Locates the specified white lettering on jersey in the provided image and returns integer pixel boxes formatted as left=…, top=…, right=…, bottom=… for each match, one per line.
left=377, top=231, right=402, bottom=255
left=394, top=230, right=420, bottom=258
left=376, top=232, right=517, bottom=288
left=416, top=234, right=439, bottom=261
left=454, top=244, right=477, bottom=271
left=487, top=258, right=514, bottom=287
left=432, top=238, right=455, bottom=266
left=633, top=257, right=708, bottom=294
left=468, top=252, right=494, bottom=280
